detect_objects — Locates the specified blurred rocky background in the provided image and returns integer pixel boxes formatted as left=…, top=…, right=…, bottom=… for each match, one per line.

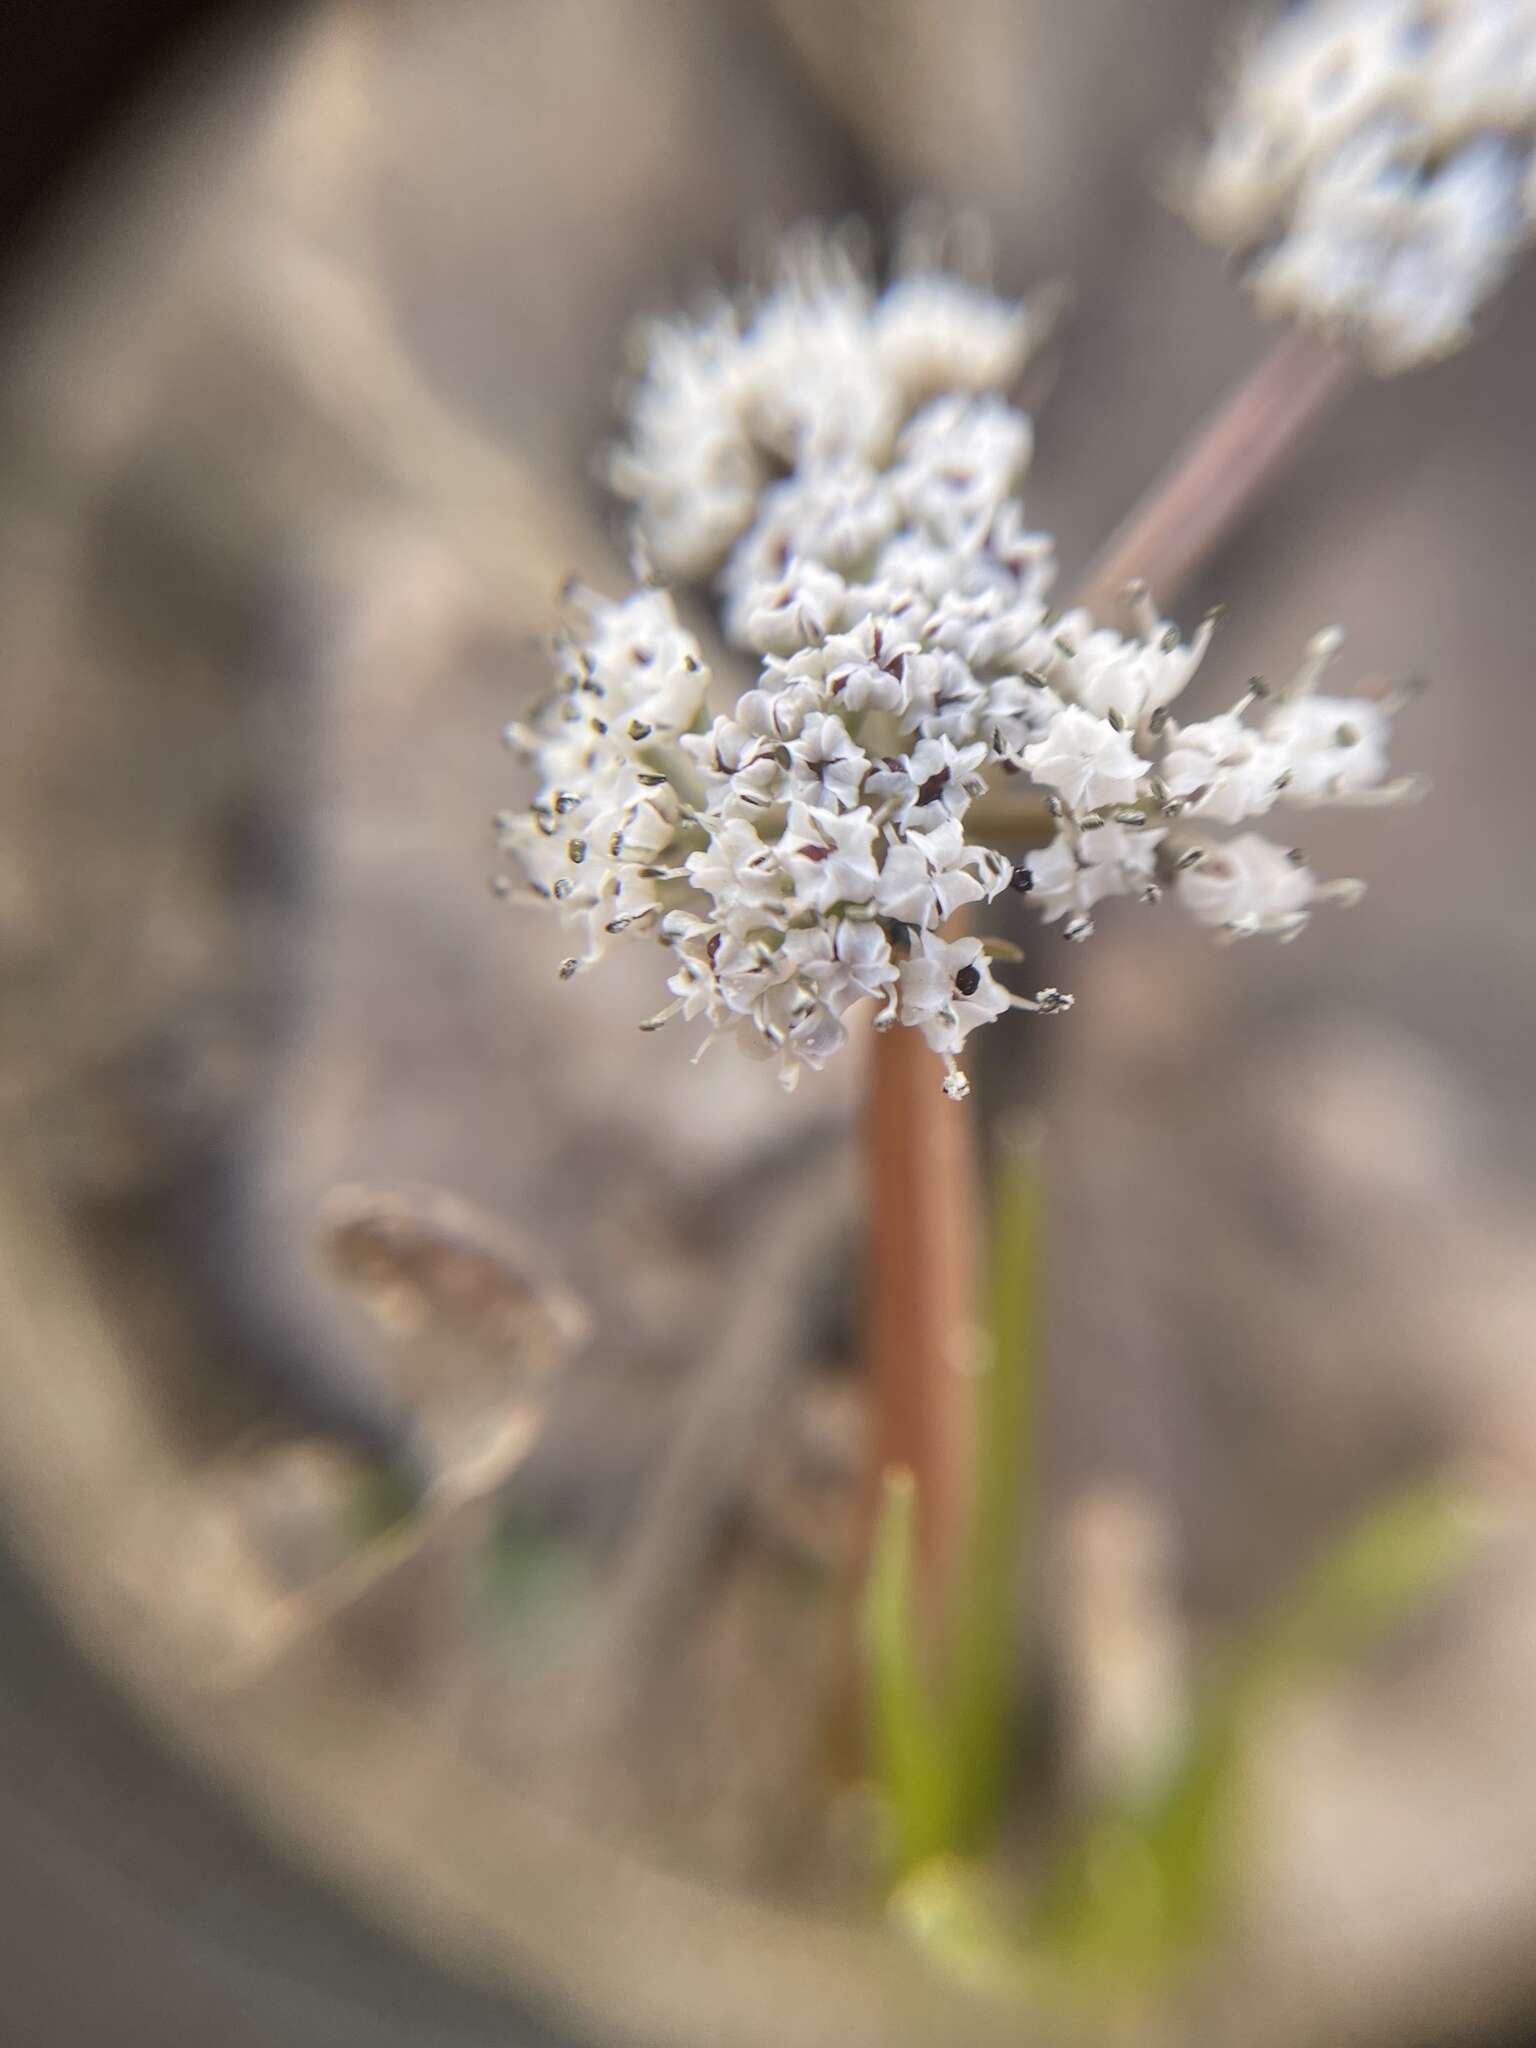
left=3, top=4, right=1536, bottom=2044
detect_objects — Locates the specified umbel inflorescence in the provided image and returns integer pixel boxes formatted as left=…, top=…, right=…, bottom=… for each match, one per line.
left=498, top=227, right=1421, bottom=1099
left=1189, top=0, right=1536, bottom=369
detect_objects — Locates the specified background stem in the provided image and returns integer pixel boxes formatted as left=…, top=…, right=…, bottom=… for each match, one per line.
left=1074, top=328, right=1356, bottom=622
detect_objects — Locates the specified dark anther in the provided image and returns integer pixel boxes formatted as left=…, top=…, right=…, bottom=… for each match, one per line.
left=954, top=965, right=982, bottom=997
left=1010, top=864, right=1034, bottom=894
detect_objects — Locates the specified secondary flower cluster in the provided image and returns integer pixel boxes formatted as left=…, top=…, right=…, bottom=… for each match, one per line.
left=1189, top=0, right=1536, bottom=368
left=498, top=232, right=1419, bottom=1096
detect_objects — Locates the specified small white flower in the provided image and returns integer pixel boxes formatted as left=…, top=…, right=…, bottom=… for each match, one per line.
left=876, top=817, right=1001, bottom=929
left=779, top=802, right=881, bottom=913
left=786, top=712, right=871, bottom=811
left=898, top=932, right=1014, bottom=1059
left=819, top=615, right=919, bottom=715
left=680, top=715, right=784, bottom=813
left=893, top=394, right=1034, bottom=540
left=1177, top=832, right=1319, bottom=938
left=1052, top=606, right=1216, bottom=727
left=899, top=649, right=991, bottom=744
left=787, top=918, right=899, bottom=1018
left=873, top=269, right=1040, bottom=400
left=978, top=670, right=1067, bottom=756
left=1025, top=823, right=1167, bottom=923
left=736, top=677, right=824, bottom=741
left=866, top=735, right=990, bottom=831
left=1162, top=712, right=1286, bottom=823
left=1022, top=704, right=1150, bottom=812
left=1264, top=692, right=1392, bottom=799
left=746, top=977, right=850, bottom=1084
left=607, top=306, right=764, bottom=578
left=686, top=819, right=788, bottom=921
left=740, top=260, right=897, bottom=467
left=733, top=558, right=852, bottom=658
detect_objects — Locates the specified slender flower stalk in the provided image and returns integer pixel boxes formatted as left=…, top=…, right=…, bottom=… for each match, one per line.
left=865, top=1023, right=981, bottom=1614
left=1073, top=328, right=1356, bottom=621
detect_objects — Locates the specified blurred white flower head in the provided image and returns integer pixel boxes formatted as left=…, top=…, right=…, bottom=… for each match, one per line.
left=1189, top=0, right=1536, bottom=368
left=498, top=226, right=1421, bottom=1096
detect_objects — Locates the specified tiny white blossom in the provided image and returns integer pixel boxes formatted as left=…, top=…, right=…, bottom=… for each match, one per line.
left=1051, top=605, right=1216, bottom=726
left=779, top=802, right=881, bottom=913
left=1162, top=712, right=1286, bottom=823
left=789, top=919, right=900, bottom=1020
left=898, top=932, right=1014, bottom=1060
left=817, top=614, right=920, bottom=715
left=686, top=819, right=789, bottom=923
left=873, top=269, right=1041, bottom=399
left=866, top=735, right=991, bottom=831
left=1022, top=704, right=1150, bottom=812
left=786, top=712, right=870, bottom=811
left=892, top=394, right=1034, bottom=540
left=876, top=817, right=1002, bottom=929
left=1177, top=832, right=1320, bottom=938
left=1263, top=692, right=1393, bottom=799
left=1025, top=823, right=1167, bottom=923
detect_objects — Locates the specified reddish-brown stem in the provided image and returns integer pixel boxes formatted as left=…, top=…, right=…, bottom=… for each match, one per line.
left=1075, top=327, right=1356, bottom=621
left=861, top=327, right=1356, bottom=1620
left=863, top=1023, right=981, bottom=1618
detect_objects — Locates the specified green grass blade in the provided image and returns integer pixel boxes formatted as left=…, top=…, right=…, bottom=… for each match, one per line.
left=1036, top=1475, right=1482, bottom=1984
left=945, top=1124, right=1043, bottom=1853
left=862, top=1467, right=957, bottom=1878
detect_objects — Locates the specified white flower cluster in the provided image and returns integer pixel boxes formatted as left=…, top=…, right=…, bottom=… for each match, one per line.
left=1189, top=0, right=1536, bottom=368
left=498, top=231, right=1420, bottom=1096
